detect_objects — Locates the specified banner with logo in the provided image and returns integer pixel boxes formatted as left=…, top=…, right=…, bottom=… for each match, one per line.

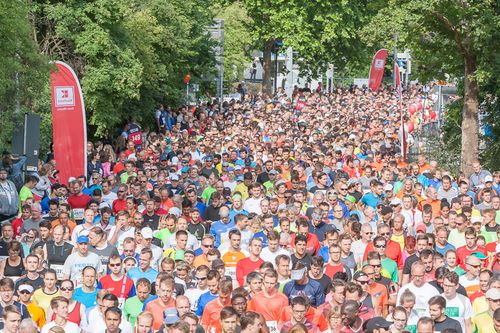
left=368, top=49, right=388, bottom=92
left=50, top=61, right=87, bottom=184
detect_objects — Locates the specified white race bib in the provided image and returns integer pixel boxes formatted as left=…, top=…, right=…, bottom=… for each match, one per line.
left=73, top=208, right=85, bottom=220
left=51, top=264, right=65, bottom=280
left=266, top=321, right=279, bottom=333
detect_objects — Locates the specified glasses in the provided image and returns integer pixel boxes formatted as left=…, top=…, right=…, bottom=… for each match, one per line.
left=364, top=232, right=374, bottom=235
left=19, top=290, right=31, bottom=295
left=334, top=210, right=343, bottom=213
left=467, top=263, right=481, bottom=269
left=340, top=188, right=348, bottom=191
left=374, top=244, right=386, bottom=248
left=109, top=263, right=122, bottom=267
left=356, top=280, right=369, bottom=285
left=60, top=287, right=74, bottom=292
left=196, top=276, right=207, bottom=281
left=202, top=244, right=214, bottom=248
left=379, top=232, right=390, bottom=236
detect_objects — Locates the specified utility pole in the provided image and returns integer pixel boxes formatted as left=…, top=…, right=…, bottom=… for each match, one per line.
left=209, top=19, right=224, bottom=113
left=393, top=33, right=398, bottom=88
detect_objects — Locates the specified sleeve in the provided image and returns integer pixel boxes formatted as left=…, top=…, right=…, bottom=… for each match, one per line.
left=236, top=260, right=244, bottom=287
left=200, top=303, right=211, bottom=328
left=128, top=282, right=136, bottom=298
left=463, top=297, right=473, bottom=320
left=196, top=295, right=204, bottom=316
left=402, top=257, right=412, bottom=275
left=63, top=255, right=73, bottom=275
left=315, top=285, right=325, bottom=307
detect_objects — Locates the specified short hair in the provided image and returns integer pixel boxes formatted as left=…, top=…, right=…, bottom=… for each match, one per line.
left=400, top=289, right=416, bottom=304
left=246, top=272, right=263, bottom=284
left=105, top=306, right=122, bottom=318
left=420, top=249, right=434, bottom=260
left=428, top=295, right=446, bottom=309
left=219, top=279, right=233, bottom=295
left=345, top=282, right=362, bottom=297
left=0, top=277, right=14, bottom=290
left=180, top=312, right=199, bottom=324
left=50, top=296, right=69, bottom=309
left=294, top=234, right=307, bottom=245
left=311, top=256, right=325, bottom=268
left=366, top=251, right=381, bottom=261
left=220, top=306, right=239, bottom=321
left=442, top=271, right=459, bottom=285
left=2, top=305, right=21, bottom=320
left=291, top=295, right=310, bottom=308
left=417, top=317, right=434, bottom=330
left=172, top=321, right=190, bottom=333
left=275, top=254, right=290, bottom=266
left=136, top=278, right=152, bottom=290
left=331, top=279, right=346, bottom=293
left=240, top=311, right=260, bottom=330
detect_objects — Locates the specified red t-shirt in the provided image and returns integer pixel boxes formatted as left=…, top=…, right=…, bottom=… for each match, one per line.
left=290, top=233, right=321, bottom=255
left=112, top=199, right=128, bottom=214
left=363, top=239, right=403, bottom=269
left=67, top=194, right=92, bottom=209
left=236, top=257, right=264, bottom=287
left=324, top=262, right=349, bottom=279
left=11, top=218, right=24, bottom=237
left=97, top=275, right=136, bottom=300
left=456, top=245, right=488, bottom=269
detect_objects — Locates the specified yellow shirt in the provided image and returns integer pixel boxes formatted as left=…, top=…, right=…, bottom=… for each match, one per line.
left=473, top=311, right=494, bottom=333
left=472, top=296, right=488, bottom=315
left=26, top=302, right=46, bottom=328
left=391, top=233, right=405, bottom=251
left=234, top=183, right=249, bottom=200
left=32, top=288, right=61, bottom=321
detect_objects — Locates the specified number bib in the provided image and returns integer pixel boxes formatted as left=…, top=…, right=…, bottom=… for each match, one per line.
left=266, top=321, right=278, bottom=333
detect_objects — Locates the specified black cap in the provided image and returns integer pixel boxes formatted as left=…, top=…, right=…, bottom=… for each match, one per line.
left=212, top=259, right=225, bottom=269
left=364, top=317, right=392, bottom=333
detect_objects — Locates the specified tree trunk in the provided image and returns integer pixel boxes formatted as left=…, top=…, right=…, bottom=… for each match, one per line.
left=262, top=39, right=274, bottom=96
left=460, top=55, right=479, bottom=177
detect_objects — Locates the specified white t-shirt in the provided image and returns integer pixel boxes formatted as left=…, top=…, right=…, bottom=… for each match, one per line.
left=107, top=226, right=135, bottom=252
left=71, top=224, right=95, bottom=244
left=165, top=232, right=200, bottom=251
left=441, top=292, right=473, bottom=333
left=101, top=191, right=117, bottom=207
left=396, top=282, right=439, bottom=316
left=185, top=287, right=208, bottom=311
left=41, top=320, right=81, bottom=333
left=63, top=252, right=102, bottom=286
left=260, top=247, right=290, bottom=266
left=351, top=239, right=369, bottom=266
left=87, top=307, right=133, bottom=333
left=243, top=197, right=263, bottom=215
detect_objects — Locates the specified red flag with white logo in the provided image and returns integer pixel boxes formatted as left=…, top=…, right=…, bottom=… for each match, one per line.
left=368, top=49, right=388, bottom=92
left=50, top=61, right=87, bottom=184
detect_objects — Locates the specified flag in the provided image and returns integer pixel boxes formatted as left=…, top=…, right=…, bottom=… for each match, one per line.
left=368, top=49, right=388, bottom=91
left=394, top=61, right=407, bottom=161
left=50, top=61, right=87, bottom=184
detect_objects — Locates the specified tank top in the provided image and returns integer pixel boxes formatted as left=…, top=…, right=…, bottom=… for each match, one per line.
left=46, top=241, right=73, bottom=266
left=4, top=257, right=24, bottom=276
left=51, top=301, right=82, bottom=325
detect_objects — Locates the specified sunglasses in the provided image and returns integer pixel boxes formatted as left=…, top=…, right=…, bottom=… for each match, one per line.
left=202, top=244, right=214, bottom=248
left=60, top=287, right=74, bottom=292
left=196, top=276, right=207, bottom=281
left=109, top=263, right=122, bottom=267
left=19, top=290, right=31, bottom=295
left=374, top=244, right=386, bottom=248
left=356, top=280, right=369, bottom=285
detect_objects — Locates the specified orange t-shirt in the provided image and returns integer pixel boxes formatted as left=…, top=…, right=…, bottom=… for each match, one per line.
left=247, top=291, right=289, bottom=321
left=145, top=297, right=176, bottom=332
left=50, top=219, right=77, bottom=233
left=280, top=306, right=328, bottom=331
left=201, top=298, right=230, bottom=333
left=367, top=282, right=388, bottom=314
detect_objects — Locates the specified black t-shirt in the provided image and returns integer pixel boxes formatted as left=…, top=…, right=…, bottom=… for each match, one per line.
left=188, top=222, right=207, bottom=241
left=403, top=253, right=419, bottom=275
left=428, top=280, right=468, bottom=297
left=143, top=213, right=160, bottom=230
left=291, top=253, right=313, bottom=269
left=434, top=316, right=463, bottom=333
left=203, top=205, right=220, bottom=223
left=15, top=275, right=44, bottom=291
left=311, top=274, right=332, bottom=295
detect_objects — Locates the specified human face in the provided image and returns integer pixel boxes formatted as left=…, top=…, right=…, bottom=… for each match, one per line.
left=292, top=304, right=307, bottom=323
left=250, top=240, right=262, bottom=256
left=136, top=316, right=154, bottom=333
left=60, top=281, right=74, bottom=300
left=296, top=241, right=307, bottom=256
left=139, top=253, right=152, bottom=270
left=207, top=278, right=219, bottom=295
left=333, top=286, right=345, bottom=305
left=3, top=312, right=21, bottom=333
left=428, top=304, right=443, bottom=321
left=417, top=322, right=434, bottom=333
left=277, top=259, right=290, bottom=278
left=105, top=311, right=121, bottom=332
left=422, top=255, right=434, bottom=273
left=229, top=234, right=241, bottom=250
left=368, top=259, right=382, bottom=278
left=466, top=259, right=482, bottom=277
left=195, top=271, right=208, bottom=289
left=43, top=272, right=57, bottom=290
left=136, top=284, right=150, bottom=302
left=411, top=266, right=425, bottom=287
left=392, top=311, right=407, bottom=331
left=329, top=247, right=341, bottom=263
left=83, top=268, right=96, bottom=288
left=442, top=278, right=457, bottom=298
left=176, top=298, right=191, bottom=316
left=158, top=282, right=173, bottom=304
left=221, top=315, right=238, bottom=333
left=374, top=240, right=386, bottom=256
left=378, top=227, right=391, bottom=241
left=465, top=234, right=476, bottom=249
left=77, top=241, right=89, bottom=255
left=402, top=301, right=414, bottom=315
left=56, top=301, right=69, bottom=318
left=108, top=258, right=123, bottom=275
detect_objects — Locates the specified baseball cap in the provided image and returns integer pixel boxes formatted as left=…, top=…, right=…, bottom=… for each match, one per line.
left=485, top=175, right=493, bottom=183
left=141, top=227, right=153, bottom=239
left=77, top=235, right=89, bottom=244
left=174, top=250, right=185, bottom=261
left=352, top=271, right=368, bottom=280
left=290, top=267, right=306, bottom=280
left=212, top=259, right=225, bottom=269
left=205, top=155, right=213, bottom=161
left=344, top=195, right=356, bottom=204
left=234, top=165, right=242, bottom=171
left=471, top=216, right=482, bottom=224
left=181, top=166, right=189, bottom=173
left=486, top=288, right=500, bottom=300
left=164, top=308, right=180, bottom=324
left=390, top=198, right=402, bottom=206
left=18, top=284, right=34, bottom=293
left=160, top=153, right=168, bottom=161
left=415, top=224, right=426, bottom=234
left=471, top=252, right=488, bottom=260
left=269, top=170, right=278, bottom=175
left=381, top=206, right=393, bottom=216
left=170, top=174, right=179, bottom=181
left=365, top=317, right=393, bottom=333
left=384, top=184, right=393, bottom=192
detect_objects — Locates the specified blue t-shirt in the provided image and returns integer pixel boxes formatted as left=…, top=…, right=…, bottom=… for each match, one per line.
left=283, top=279, right=325, bottom=308
left=196, top=291, right=218, bottom=316
left=73, top=287, right=98, bottom=308
left=209, top=220, right=235, bottom=247
left=435, top=242, right=456, bottom=256
left=361, top=192, right=382, bottom=209
left=253, top=231, right=268, bottom=247
left=127, top=267, right=159, bottom=284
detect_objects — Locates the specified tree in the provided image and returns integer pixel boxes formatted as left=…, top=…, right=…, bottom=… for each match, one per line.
left=0, top=0, right=48, bottom=149
left=235, top=0, right=373, bottom=95
left=362, top=0, right=499, bottom=176
left=31, top=0, right=216, bottom=137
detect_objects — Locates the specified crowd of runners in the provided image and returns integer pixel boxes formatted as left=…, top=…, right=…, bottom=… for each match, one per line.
left=0, top=85, right=499, bottom=333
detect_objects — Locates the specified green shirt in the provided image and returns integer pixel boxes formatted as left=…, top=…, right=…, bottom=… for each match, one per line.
left=154, top=228, right=174, bottom=243
left=381, top=257, right=399, bottom=283
left=19, top=185, right=33, bottom=211
left=201, top=186, right=216, bottom=203
left=123, top=295, right=147, bottom=327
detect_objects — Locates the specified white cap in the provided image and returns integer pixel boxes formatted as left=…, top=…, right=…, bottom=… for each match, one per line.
left=384, top=184, right=394, bottom=192
left=485, top=175, right=493, bottom=183
left=141, top=227, right=153, bottom=239
left=290, top=267, right=306, bottom=280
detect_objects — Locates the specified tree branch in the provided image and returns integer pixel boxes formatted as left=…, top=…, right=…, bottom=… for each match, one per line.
left=431, top=11, right=469, bottom=58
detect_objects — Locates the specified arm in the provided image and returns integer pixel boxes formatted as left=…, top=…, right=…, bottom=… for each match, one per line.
left=108, top=225, right=121, bottom=246
left=0, top=260, right=5, bottom=278
left=401, top=273, right=410, bottom=286
left=464, top=318, right=472, bottom=333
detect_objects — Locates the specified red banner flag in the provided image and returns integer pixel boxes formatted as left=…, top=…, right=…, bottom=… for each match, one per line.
left=50, top=61, right=87, bottom=185
left=368, top=49, right=388, bottom=92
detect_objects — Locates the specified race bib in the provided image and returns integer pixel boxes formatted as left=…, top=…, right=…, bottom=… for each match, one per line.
left=73, top=208, right=85, bottom=220
left=51, top=264, right=65, bottom=280
left=118, top=297, right=126, bottom=309
left=266, top=321, right=278, bottom=333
